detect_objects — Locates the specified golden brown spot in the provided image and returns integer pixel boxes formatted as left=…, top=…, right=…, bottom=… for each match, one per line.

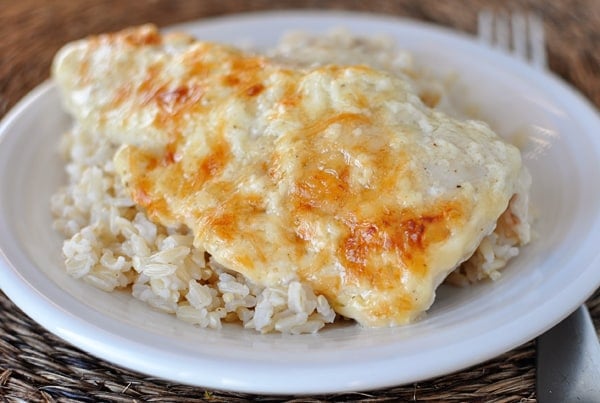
left=221, top=65, right=264, bottom=97
left=154, top=141, right=231, bottom=203
left=93, top=26, right=162, bottom=48
left=155, top=85, right=204, bottom=114
left=161, top=142, right=177, bottom=166
left=245, top=83, right=265, bottom=97
left=419, top=90, right=441, bottom=108
left=230, top=55, right=266, bottom=78
left=111, top=83, right=132, bottom=107
left=133, top=61, right=206, bottom=131
left=145, top=156, right=159, bottom=171
left=198, top=140, right=230, bottom=182
left=280, top=96, right=300, bottom=108
left=342, top=222, right=378, bottom=268
left=215, top=53, right=267, bottom=91
left=204, top=211, right=236, bottom=241
left=144, top=198, right=172, bottom=222
left=303, top=113, right=371, bottom=139
left=288, top=113, right=373, bottom=214
left=134, top=186, right=151, bottom=206
left=132, top=175, right=173, bottom=222
left=340, top=201, right=464, bottom=285
left=279, top=68, right=306, bottom=105
left=121, top=28, right=162, bottom=46
left=222, top=74, right=241, bottom=86
left=184, top=47, right=217, bottom=79
left=202, top=193, right=265, bottom=245
left=138, top=64, right=162, bottom=104
left=266, top=153, right=283, bottom=182
left=292, top=166, right=351, bottom=212
left=280, top=80, right=302, bottom=108
left=234, top=254, right=255, bottom=269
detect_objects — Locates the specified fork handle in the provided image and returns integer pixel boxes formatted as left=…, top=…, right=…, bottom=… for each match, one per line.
left=536, top=305, right=600, bottom=402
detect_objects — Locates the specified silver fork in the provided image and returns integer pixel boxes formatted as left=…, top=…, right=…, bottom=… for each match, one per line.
left=478, top=10, right=546, bottom=70
left=477, top=11, right=600, bottom=402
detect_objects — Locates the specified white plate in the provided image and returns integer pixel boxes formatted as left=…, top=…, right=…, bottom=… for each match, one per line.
left=1, top=10, right=600, bottom=395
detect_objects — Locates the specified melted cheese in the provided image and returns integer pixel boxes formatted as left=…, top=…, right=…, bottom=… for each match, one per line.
left=53, top=25, right=523, bottom=326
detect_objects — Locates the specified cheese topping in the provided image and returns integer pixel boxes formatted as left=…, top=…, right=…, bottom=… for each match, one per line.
left=53, top=25, right=523, bottom=326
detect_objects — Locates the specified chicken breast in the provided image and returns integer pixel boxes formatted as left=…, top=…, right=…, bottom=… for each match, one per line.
left=52, top=25, right=523, bottom=327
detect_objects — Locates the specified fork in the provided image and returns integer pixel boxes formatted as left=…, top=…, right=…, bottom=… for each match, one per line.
left=477, top=10, right=546, bottom=70
left=477, top=11, right=600, bottom=402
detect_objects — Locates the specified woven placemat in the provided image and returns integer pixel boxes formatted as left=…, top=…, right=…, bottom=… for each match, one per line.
left=1, top=0, right=599, bottom=401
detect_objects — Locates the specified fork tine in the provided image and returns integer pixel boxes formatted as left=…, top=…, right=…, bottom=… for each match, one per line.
left=493, top=13, right=510, bottom=51
left=478, top=10, right=547, bottom=70
left=477, top=10, right=494, bottom=45
left=528, top=14, right=547, bottom=69
left=511, top=13, right=528, bottom=60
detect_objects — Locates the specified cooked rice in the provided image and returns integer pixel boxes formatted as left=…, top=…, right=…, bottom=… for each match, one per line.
left=51, top=29, right=530, bottom=333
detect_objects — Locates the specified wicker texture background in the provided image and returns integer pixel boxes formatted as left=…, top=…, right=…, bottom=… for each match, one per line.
left=1, top=0, right=599, bottom=401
